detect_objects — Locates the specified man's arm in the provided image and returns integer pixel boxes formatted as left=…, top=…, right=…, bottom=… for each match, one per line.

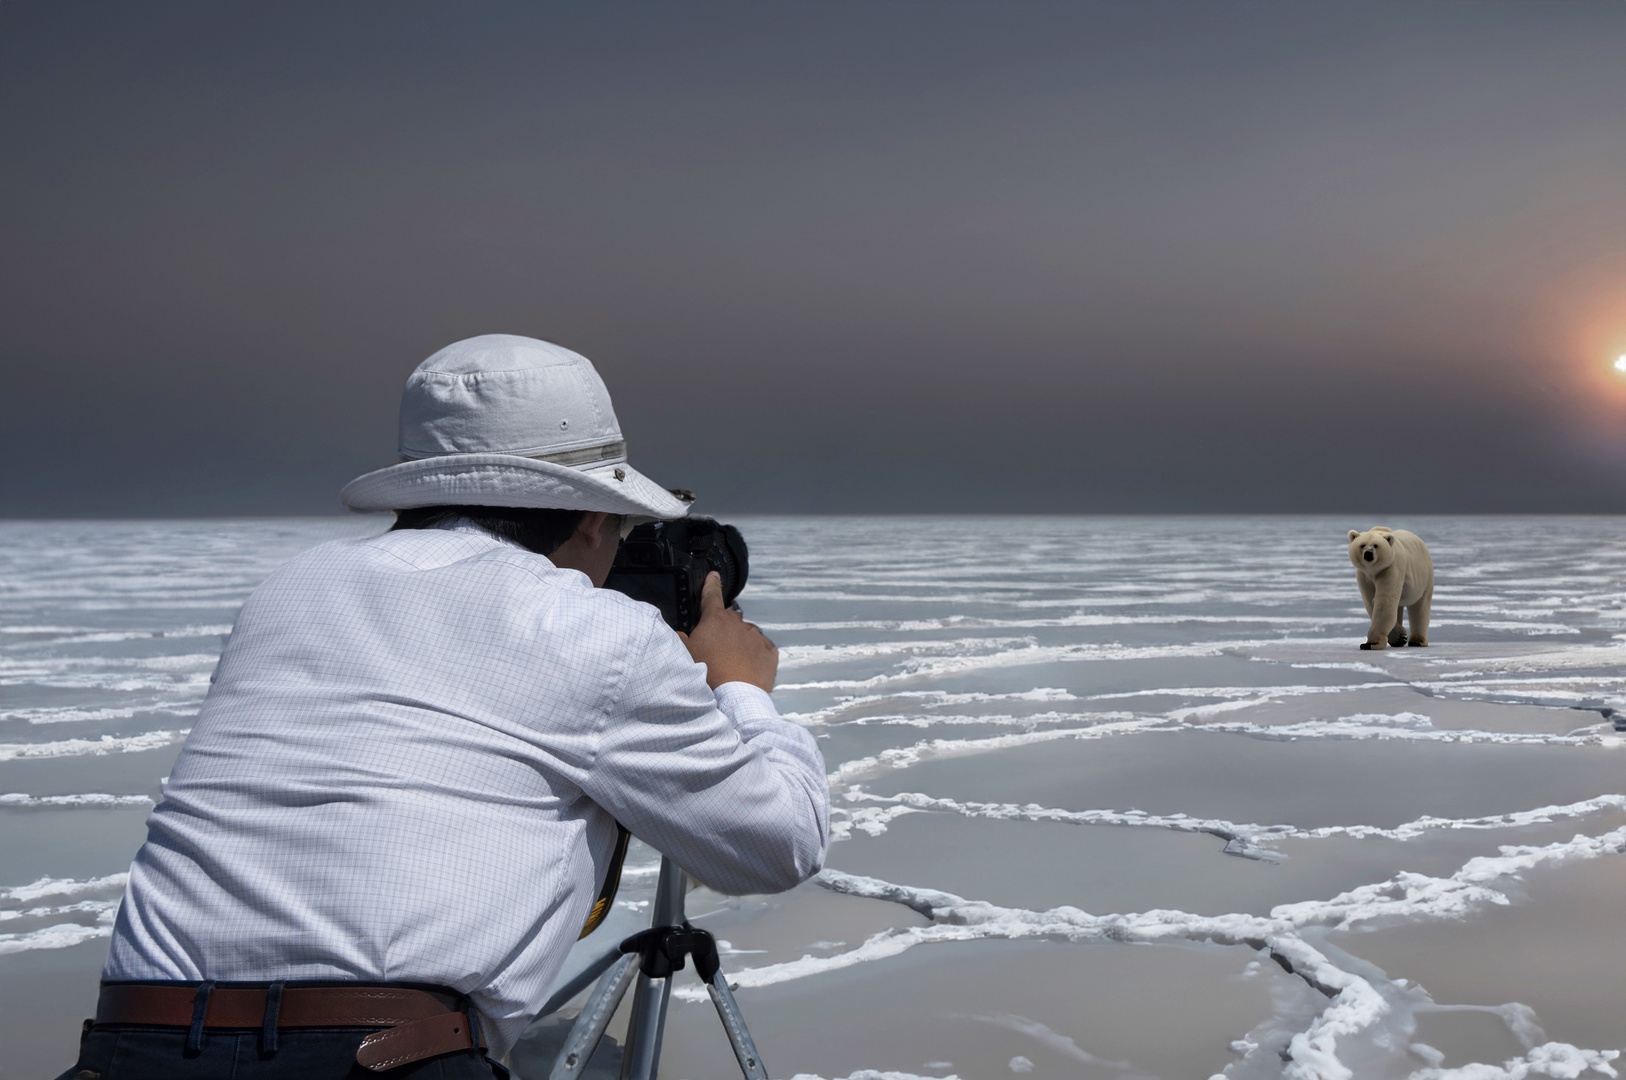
left=577, top=578, right=828, bottom=895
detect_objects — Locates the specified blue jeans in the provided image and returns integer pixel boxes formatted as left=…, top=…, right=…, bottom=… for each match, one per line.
left=56, top=1025, right=508, bottom=1079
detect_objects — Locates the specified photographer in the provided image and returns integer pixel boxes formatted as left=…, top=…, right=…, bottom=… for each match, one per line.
left=61, top=335, right=829, bottom=1079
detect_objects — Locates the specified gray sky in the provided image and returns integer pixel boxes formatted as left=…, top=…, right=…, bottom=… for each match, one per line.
left=5, top=1, right=1626, bottom=515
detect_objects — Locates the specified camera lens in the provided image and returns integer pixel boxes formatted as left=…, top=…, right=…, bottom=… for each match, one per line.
left=709, top=543, right=740, bottom=598
left=708, top=523, right=749, bottom=606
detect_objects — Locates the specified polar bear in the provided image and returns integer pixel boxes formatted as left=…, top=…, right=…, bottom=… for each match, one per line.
left=1347, top=527, right=1433, bottom=649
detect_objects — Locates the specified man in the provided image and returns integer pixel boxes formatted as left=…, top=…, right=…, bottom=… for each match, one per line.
left=62, top=335, right=829, bottom=1078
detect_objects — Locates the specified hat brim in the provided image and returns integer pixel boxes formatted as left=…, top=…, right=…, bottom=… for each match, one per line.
left=339, top=454, right=692, bottom=518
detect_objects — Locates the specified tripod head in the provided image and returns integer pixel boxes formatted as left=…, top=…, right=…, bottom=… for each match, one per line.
left=617, top=924, right=723, bottom=983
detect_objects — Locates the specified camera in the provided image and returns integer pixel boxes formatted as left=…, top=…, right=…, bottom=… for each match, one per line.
left=603, top=516, right=749, bottom=634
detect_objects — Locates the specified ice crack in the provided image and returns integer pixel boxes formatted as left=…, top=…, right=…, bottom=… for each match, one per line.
left=682, top=826, right=1626, bottom=1077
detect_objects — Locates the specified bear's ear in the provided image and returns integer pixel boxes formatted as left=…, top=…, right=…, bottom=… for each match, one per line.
left=1348, top=530, right=1360, bottom=542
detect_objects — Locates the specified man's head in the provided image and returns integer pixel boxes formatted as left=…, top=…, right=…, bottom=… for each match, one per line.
left=391, top=504, right=631, bottom=584
left=341, top=334, right=693, bottom=521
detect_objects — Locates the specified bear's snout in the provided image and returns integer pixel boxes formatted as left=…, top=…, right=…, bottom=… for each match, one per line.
left=1363, top=550, right=1375, bottom=562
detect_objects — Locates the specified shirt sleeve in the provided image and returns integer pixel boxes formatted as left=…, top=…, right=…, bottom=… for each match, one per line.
left=575, top=616, right=830, bottom=896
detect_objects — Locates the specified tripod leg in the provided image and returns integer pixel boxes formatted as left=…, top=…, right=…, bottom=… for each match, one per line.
left=705, top=970, right=769, bottom=1080
left=618, top=856, right=688, bottom=1080
left=618, top=968, right=673, bottom=1080
left=550, top=953, right=640, bottom=1080
left=539, top=943, right=627, bottom=1020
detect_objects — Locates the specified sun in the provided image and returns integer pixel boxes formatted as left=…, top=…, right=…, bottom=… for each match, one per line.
left=1617, top=355, right=1626, bottom=374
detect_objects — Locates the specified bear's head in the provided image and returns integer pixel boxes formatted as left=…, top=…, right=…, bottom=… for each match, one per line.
left=1347, top=528, right=1397, bottom=572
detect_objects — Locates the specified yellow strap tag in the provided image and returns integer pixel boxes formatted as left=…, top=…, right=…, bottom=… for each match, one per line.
left=578, top=825, right=632, bottom=939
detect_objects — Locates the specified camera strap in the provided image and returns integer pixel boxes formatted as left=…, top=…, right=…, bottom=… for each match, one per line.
left=578, top=824, right=632, bottom=939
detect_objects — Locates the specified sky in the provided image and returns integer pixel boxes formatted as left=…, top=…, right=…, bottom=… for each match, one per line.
left=4, top=1, right=1625, bottom=516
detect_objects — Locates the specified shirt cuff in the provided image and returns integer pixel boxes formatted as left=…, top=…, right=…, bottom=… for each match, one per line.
left=713, top=681, right=785, bottom=739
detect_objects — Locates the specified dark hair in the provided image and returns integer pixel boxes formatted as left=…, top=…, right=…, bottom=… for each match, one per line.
left=391, top=505, right=587, bottom=557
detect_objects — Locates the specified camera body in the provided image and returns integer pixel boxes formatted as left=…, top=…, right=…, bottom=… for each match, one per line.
left=603, top=517, right=749, bottom=634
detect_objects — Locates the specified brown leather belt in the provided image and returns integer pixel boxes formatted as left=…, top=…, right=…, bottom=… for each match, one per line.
left=94, top=983, right=487, bottom=1072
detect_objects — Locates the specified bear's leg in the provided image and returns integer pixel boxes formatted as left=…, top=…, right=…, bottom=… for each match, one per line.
left=1357, top=576, right=1386, bottom=649
left=1387, top=622, right=1408, bottom=648
left=1406, top=588, right=1431, bottom=647
left=1362, top=580, right=1401, bottom=650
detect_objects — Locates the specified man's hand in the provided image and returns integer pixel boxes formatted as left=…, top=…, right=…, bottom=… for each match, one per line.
left=679, top=571, right=778, bottom=692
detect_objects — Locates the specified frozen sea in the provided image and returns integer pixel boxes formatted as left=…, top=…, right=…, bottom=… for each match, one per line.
left=3, top=516, right=1625, bottom=1080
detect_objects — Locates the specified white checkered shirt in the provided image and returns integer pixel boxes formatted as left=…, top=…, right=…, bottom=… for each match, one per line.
left=104, top=523, right=829, bottom=1058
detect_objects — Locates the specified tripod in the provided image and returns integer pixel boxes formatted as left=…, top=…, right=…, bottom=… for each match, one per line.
left=544, top=856, right=769, bottom=1080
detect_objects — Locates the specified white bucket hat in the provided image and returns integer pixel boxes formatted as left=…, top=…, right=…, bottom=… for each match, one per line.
left=340, top=334, right=693, bottom=519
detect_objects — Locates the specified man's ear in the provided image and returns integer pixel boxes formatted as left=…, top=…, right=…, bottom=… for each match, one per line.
left=577, top=511, right=614, bottom=550
left=1348, top=530, right=1360, bottom=542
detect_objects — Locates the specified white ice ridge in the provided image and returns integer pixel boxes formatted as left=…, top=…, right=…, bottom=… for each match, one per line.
left=782, top=687, right=1078, bottom=727
left=1427, top=620, right=1579, bottom=635
left=746, top=586, right=1345, bottom=609
left=1085, top=681, right=1397, bottom=714
left=836, top=789, right=1626, bottom=857
left=0, top=922, right=116, bottom=956
left=1138, top=672, right=1626, bottom=722
left=0, top=874, right=128, bottom=957
left=0, top=666, right=216, bottom=693
left=0, top=702, right=202, bottom=725
left=786, top=1072, right=962, bottom=1080
left=828, top=804, right=925, bottom=842
left=1411, top=676, right=1626, bottom=709
left=778, top=636, right=1037, bottom=670
left=1, top=873, right=129, bottom=904
left=823, top=709, right=1616, bottom=797
left=832, top=710, right=1138, bottom=731
left=826, top=719, right=1173, bottom=788
left=0, top=792, right=155, bottom=809
left=0, top=652, right=219, bottom=676
left=0, top=624, right=233, bottom=645
left=777, top=640, right=1232, bottom=692
left=1430, top=643, right=1626, bottom=674
left=680, top=827, right=1626, bottom=1078
left=30, top=598, right=244, bottom=613
left=760, top=614, right=1339, bottom=633
left=1197, top=712, right=1624, bottom=748
left=1409, top=1043, right=1620, bottom=1080
left=0, top=729, right=189, bottom=761
left=0, top=899, right=119, bottom=924
left=1164, top=706, right=1596, bottom=745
